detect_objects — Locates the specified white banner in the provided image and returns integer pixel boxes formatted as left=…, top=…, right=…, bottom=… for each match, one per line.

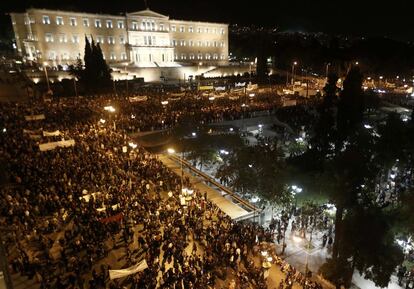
left=39, top=139, right=75, bottom=151
left=129, top=96, right=148, bottom=102
left=43, top=130, right=61, bottom=137
left=109, top=259, right=148, bottom=280
left=25, top=114, right=45, bottom=121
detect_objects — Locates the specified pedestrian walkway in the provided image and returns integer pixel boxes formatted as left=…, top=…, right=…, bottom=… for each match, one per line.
left=158, top=154, right=255, bottom=220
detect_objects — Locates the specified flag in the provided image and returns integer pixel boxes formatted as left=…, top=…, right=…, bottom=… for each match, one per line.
left=109, top=259, right=148, bottom=280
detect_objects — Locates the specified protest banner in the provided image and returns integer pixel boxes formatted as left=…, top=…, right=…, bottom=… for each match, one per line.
left=109, top=259, right=148, bottom=280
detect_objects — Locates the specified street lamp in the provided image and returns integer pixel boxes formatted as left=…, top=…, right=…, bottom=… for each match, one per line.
left=291, top=61, right=297, bottom=90
left=168, top=148, right=183, bottom=189
left=43, top=62, right=51, bottom=94
left=325, top=63, right=331, bottom=79
left=125, top=63, right=129, bottom=96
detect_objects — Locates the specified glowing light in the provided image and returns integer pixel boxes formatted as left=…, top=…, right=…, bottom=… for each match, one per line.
left=128, top=142, right=137, bottom=149
left=99, top=119, right=106, bottom=124
left=191, top=132, right=197, bottom=137
left=167, top=148, right=175, bottom=154
left=249, top=93, right=255, bottom=97
left=267, top=256, right=273, bottom=262
left=161, top=101, right=169, bottom=105
left=364, top=124, right=372, bottom=129
left=104, top=106, right=115, bottom=112
left=258, top=124, right=263, bottom=129
left=248, top=164, right=253, bottom=168
left=209, top=96, right=215, bottom=101
left=2, top=128, right=6, bottom=133
left=261, top=251, right=268, bottom=257
left=292, top=236, right=302, bottom=243
left=131, top=114, right=136, bottom=119
left=229, top=127, right=234, bottom=132
left=219, top=149, right=229, bottom=155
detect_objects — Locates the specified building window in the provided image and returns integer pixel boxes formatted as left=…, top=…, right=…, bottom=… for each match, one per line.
left=221, top=28, right=225, bottom=34
left=148, top=36, right=152, bottom=46
left=151, top=21, right=155, bottom=31
left=206, top=41, right=210, bottom=47
left=220, top=54, right=225, bottom=60
left=70, top=18, right=77, bottom=26
left=152, top=36, right=156, bottom=46
left=119, top=35, right=126, bottom=44
left=197, top=27, right=202, bottom=33
left=96, top=36, right=104, bottom=43
left=95, top=19, right=102, bottom=28
left=45, top=33, right=54, bottom=43
left=121, top=52, right=127, bottom=60
left=132, top=21, right=138, bottom=30
left=212, top=28, right=216, bottom=34
left=171, top=25, right=176, bottom=32
left=189, top=54, right=195, bottom=60
left=172, top=39, right=177, bottom=46
left=206, top=53, right=211, bottom=60
left=174, top=54, right=178, bottom=60
left=214, top=41, right=217, bottom=47
left=213, top=53, right=218, bottom=60
left=72, top=35, right=79, bottom=43
left=110, top=52, right=116, bottom=60
left=197, top=41, right=202, bottom=47
left=117, top=21, right=124, bottom=29
left=106, top=20, right=113, bottom=29
left=181, top=53, right=186, bottom=60
left=189, top=40, right=193, bottom=46
left=188, top=26, right=193, bottom=33
left=83, top=18, right=89, bottom=27
left=58, top=34, right=67, bottom=43
left=180, top=40, right=186, bottom=46
left=159, top=23, right=164, bottom=31
left=42, top=15, right=50, bottom=25
left=197, top=53, right=202, bottom=60
left=205, top=27, right=209, bottom=33
left=62, top=52, right=69, bottom=60
left=179, top=26, right=184, bottom=32
left=220, top=41, right=225, bottom=47
left=48, top=51, right=56, bottom=60
left=108, top=36, right=115, bottom=44
left=56, top=16, right=64, bottom=25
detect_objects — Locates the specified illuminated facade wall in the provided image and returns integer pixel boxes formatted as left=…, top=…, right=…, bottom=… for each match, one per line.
left=10, top=8, right=229, bottom=67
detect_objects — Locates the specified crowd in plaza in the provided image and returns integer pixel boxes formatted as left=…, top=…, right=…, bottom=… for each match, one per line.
left=0, top=92, right=324, bottom=289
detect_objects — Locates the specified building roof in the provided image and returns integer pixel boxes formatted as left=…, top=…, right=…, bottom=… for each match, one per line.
left=127, top=8, right=169, bottom=19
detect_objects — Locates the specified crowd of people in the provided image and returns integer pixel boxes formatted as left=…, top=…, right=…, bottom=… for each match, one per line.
left=0, top=92, right=325, bottom=289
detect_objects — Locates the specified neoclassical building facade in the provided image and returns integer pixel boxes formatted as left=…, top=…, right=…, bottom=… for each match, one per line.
left=10, top=8, right=229, bottom=67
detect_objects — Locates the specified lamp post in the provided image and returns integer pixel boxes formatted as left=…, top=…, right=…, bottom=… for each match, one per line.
left=125, top=63, right=129, bottom=96
left=168, top=148, right=183, bottom=189
left=325, top=63, right=331, bottom=79
left=291, top=61, right=297, bottom=90
left=43, top=62, right=51, bottom=93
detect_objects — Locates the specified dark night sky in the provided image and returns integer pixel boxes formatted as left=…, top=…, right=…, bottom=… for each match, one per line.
left=1, top=0, right=413, bottom=41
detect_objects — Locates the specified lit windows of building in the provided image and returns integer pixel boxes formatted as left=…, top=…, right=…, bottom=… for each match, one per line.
left=58, top=34, right=67, bottom=43
left=72, top=35, right=79, bottom=44
left=108, top=36, right=115, bottom=44
left=119, top=35, right=126, bottom=44
left=95, top=19, right=102, bottom=28
left=205, top=27, right=209, bottom=33
left=45, top=33, right=54, bottom=43
left=171, top=25, right=176, bottom=32
left=159, top=23, right=164, bottom=31
left=221, top=28, right=225, bottom=34
left=205, top=53, right=211, bottom=60
left=197, top=27, right=202, bottom=33
left=96, top=36, right=104, bottom=43
left=83, top=18, right=89, bottom=27
left=48, top=51, right=56, bottom=60
left=197, top=53, right=202, bottom=60
left=189, top=53, right=195, bottom=60
left=121, top=52, right=127, bottom=60
left=181, top=53, right=186, bottom=60
left=188, top=26, right=193, bottom=33
left=220, top=54, right=225, bottom=60
left=174, top=54, right=178, bottom=60
left=180, top=40, right=186, bottom=46
left=189, top=40, right=193, bottom=46
left=110, top=52, right=116, bottom=60
left=132, top=21, right=138, bottom=30
left=106, top=20, right=113, bottom=29
left=117, top=21, right=124, bottom=29
left=42, top=15, right=50, bottom=24
left=197, top=41, right=202, bottom=47
left=179, top=26, right=184, bottom=32
left=56, top=16, right=64, bottom=25
left=70, top=17, right=77, bottom=26
left=172, top=39, right=177, bottom=46
left=220, top=41, right=224, bottom=47
left=62, top=52, right=69, bottom=60
left=213, top=53, right=218, bottom=60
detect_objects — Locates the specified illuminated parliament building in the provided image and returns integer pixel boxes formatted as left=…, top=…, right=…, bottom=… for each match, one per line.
left=10, top=8, right=229, bottom=67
